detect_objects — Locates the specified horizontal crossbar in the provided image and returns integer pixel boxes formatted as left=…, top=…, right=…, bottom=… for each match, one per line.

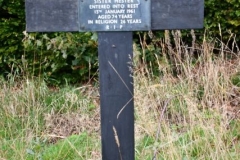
left=25, top=0, right=204, bottom=32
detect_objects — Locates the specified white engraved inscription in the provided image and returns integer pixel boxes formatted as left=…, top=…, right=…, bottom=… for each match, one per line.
left=85, top=0, right=143, bottom=30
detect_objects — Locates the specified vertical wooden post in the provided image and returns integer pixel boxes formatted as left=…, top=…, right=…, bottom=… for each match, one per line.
left=98, top=32, right=134, bottom=160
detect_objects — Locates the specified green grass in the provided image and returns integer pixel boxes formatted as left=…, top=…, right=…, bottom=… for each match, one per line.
left=0, top=133, right=100, bottom=160
left=0, top=80, right=100, bottom=159
left=26, top=133, right=97, bottom=160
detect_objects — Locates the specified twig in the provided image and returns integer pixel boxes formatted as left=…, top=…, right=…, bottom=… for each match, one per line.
left=152, top=97, right=173, bottom=160
left=108, top=61, right=133, bottom=96
left=113, top=126, right=123, bottom=160
left=117, top=97, right=133, bottom=119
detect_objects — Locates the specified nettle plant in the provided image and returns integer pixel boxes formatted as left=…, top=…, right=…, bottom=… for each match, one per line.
left=204, top=0, right=240, bottom=40
left=1, top=0, right=239, bottom=83
left=23, top=32, right=98, bottom=85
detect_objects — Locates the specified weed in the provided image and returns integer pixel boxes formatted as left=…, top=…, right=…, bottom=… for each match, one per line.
left=1, top=31, right=240, bottom=159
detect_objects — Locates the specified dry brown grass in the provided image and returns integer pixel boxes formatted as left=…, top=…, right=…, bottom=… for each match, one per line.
left=133, top=30, right=240, bottom=159
left=1, top=30, right=240, bottom=159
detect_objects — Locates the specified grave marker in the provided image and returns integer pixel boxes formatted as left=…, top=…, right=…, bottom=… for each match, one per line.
left=25, top=0, right=204, bottom=159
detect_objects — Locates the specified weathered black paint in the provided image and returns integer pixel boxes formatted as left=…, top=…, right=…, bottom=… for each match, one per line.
left=25, top=0, right=78, bottom=32
left=151, top=0, right=204, bottom=30
left=25, top=0, right=204, bottom=32
left=98, top=32, right=134, bottom=160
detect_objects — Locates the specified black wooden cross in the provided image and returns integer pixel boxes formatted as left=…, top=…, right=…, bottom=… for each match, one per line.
left=25, top=0, right=204, bottom=159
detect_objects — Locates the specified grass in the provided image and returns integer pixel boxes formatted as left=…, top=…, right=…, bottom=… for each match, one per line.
left=0, top=80, right=101, bottom=160
left=1, top=31, right=240, bottom=159
left=133, top=31, right=240, bottom=159
left=26, top=133, right=99, bottom=160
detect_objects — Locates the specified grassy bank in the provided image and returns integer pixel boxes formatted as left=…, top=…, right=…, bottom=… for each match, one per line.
left=1, top=32, right=240, bottom=159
